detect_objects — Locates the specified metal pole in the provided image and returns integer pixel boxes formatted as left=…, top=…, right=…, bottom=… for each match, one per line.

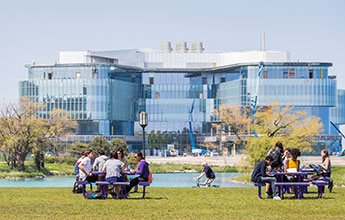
left=142, top=126, right=146, bottom=159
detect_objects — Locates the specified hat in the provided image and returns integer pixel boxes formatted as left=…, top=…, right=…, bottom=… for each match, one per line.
left=202, top=162, right=207, bottom=165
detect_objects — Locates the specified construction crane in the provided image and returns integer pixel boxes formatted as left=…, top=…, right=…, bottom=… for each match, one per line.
left=252, top=61, right=264, bottom=137
left=330, top=121, right=345, bottom=156
left=189, top=99, right=197, bottom=150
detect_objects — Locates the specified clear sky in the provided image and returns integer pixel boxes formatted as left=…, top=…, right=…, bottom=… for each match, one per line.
left=0, top=0, right=344, bottom=105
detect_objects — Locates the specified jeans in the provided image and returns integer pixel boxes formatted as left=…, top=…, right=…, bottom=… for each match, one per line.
left=126, top=177, right=148, bottom=193
left=309, top=164, right=324, bottom=175
left=260, top=176, right=279, bottom=196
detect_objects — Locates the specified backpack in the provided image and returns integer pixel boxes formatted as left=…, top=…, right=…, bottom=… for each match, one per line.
left=85, top=191, right=105, bottom=199
left=72, top=182, right=83, bottom=194
left=148, top=172, right=153, bottom=183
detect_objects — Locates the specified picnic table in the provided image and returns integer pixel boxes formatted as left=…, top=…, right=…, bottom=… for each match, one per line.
left=268, top=171, right=325, bottom=199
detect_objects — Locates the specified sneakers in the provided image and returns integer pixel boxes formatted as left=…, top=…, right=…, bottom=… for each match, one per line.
left=273, top=196, right=281, bottom=200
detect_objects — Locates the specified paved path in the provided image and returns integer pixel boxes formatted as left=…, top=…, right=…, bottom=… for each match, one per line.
left=146, top=155, right=345, bottom=166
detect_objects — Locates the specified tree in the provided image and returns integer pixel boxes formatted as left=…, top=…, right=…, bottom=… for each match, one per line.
left=212, top=105, right=252, bottom=147
left=89, top=136, right=111, bottom=155
left=68, top=142, right=89, bottom=158
left=110, top=138, right=129, bottom=155
left=246, top=104, right=323, bottom=166
left=0, top=97, right=78, bottom=171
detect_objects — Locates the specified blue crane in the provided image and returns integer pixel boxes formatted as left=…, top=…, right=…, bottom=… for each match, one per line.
left=330, top=121, right=345, bottom=156
left=252, top=61, right=265, bottom=137
left=189, top=99, right=197, bottom=150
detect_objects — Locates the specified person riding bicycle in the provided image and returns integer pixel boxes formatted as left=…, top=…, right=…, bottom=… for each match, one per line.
left=197, top=162, right=215, bottom=187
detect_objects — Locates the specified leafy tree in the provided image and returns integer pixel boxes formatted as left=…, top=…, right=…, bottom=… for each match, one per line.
left=246, top=104, right=323, bottom=166
left=89, top=136, right=111, bottom=155
left=110, top=138, right=129, bottom=155
left=0, top=97, right=77, bottom=171
left=212, top=105, right=252, bottom=146
left=68, top=142, right=89, bottom=158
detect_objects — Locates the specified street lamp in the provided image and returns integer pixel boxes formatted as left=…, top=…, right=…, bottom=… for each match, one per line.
left=139, top=111, right=148, bottom=159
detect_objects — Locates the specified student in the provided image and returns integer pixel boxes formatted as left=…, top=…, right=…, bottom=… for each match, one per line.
left=197, top=162, right=216, bottom=187
left=309, top=149, right=333, bottom=192
left=125, top=151, right=150, bottom=194
left=251, top=155, right=281, bottom=200
left=102, top=151, right=125, bottom=198
left=78, top=150, right=99, bottom=183
left=284, top=148, right=301, bottom=181
left=282, top=148, right=291, bottom=170
left=117, top=148, right=128, bottom=171
left=93, top=150, right=108, bottom=172
left=74, top=154, right=85, bottom=176
left=267, top=142, right=284, bottom=172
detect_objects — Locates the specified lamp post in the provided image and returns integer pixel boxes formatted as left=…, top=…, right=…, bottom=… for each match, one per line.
left=139, top=111, right=148, bottom=159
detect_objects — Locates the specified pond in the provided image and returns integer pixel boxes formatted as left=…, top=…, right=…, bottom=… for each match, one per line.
left=0, top=173, right=251, bottom=188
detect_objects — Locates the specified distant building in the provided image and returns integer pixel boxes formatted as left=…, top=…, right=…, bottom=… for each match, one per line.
left=20, top=42, right=345, bottom=153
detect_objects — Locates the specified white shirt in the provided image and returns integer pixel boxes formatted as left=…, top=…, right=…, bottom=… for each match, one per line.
left=103, top=159, right=124, bottom=178
left=79, top=157, right=92, bottom=181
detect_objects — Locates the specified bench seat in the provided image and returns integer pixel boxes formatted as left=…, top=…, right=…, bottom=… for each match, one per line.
left=253, top=182, right=266, bottom=199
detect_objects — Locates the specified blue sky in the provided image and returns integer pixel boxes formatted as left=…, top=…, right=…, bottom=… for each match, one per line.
left=0, top=0, right=344, bottom=104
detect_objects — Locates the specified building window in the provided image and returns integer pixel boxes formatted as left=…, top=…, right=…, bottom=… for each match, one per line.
left=76, top=72, right=81, bottom=79
left=199, top=92, right=203, bottom=99
left=149, top=77, right=154, bottom=85
left=48, top=73, right=52, bottom=80
left=220, top=77, right=226, bottom=83
left=283, top=68, right=296, bottom=79
left=155, top=92, right=160, bottom=99
left=92, top=67, right=98, bottom=79
left=321, top=69, right=324, bottom=79
left=263, top=71, right=268, bottom=79
left=202, top=77, right=207, bottom=84
left=309, top=69, right=313, bottom=79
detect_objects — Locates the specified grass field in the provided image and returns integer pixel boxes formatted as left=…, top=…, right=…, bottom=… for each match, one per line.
left=0, top=187, right=344, bottom=219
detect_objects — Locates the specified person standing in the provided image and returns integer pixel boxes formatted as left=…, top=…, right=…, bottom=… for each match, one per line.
left=251, top=155, right=281, bottom=200
left=267, top=142, right=284, bottom=172
left=197, top=162, right=216, bottom=187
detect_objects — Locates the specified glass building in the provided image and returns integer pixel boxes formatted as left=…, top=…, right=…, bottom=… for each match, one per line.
left=19, top=43, right=345, bottom=153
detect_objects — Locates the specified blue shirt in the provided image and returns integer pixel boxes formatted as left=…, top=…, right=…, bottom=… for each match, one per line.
left=203, top=166, right=215, bottom=179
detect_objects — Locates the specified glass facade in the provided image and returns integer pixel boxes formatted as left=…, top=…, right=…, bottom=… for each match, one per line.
left=20, top=57, right=344, bottom=153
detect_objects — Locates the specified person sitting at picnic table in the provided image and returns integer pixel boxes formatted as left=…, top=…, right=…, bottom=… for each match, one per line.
left=117, top=148, right=128, bottom=171
left=309, top=149, right=333, bottom=192
left=267, top=141, right=284, bottom=172
left=74, top=153, right=85, bottom=176
left=93, top=150, right=108, bottom=172
left=125, top=151, right=150, bottom=195
left=78, top=150, right=101, bottom=183
left=284, top=148, right=301, bottom=181
left=251, top=155, right=281, bottom=200
left=102, top=151, right=125, bottom=198
left=282, top=148, right=291, bottom=170
left=197, top=162, right=216, bottom=187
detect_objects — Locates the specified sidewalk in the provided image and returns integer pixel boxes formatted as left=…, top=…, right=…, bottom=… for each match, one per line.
left=146, top=155, right=345, bottom=167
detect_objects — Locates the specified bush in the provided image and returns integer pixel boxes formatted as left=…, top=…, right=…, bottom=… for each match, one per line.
left=45, top=157, right=56, bottom=163
left=65, top=158, right=77, bottom=165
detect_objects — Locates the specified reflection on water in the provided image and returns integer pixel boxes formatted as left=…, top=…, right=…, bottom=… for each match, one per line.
left=0, top=173, right=251, bottom=188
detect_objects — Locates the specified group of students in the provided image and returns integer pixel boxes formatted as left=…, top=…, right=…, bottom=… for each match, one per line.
left=251, top=141, right=333, bottom=200
left=75, top=149, right=150, bottom=198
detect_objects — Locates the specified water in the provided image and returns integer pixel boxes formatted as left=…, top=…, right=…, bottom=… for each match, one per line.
left=0, top=173, right=250, bottom=188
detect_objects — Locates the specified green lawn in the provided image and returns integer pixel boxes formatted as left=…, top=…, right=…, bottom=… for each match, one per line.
left=0, top=187, right=344, bottom=219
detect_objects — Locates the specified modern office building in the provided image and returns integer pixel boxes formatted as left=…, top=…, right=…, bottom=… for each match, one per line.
left=20, top=42, right=345, bottom=153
